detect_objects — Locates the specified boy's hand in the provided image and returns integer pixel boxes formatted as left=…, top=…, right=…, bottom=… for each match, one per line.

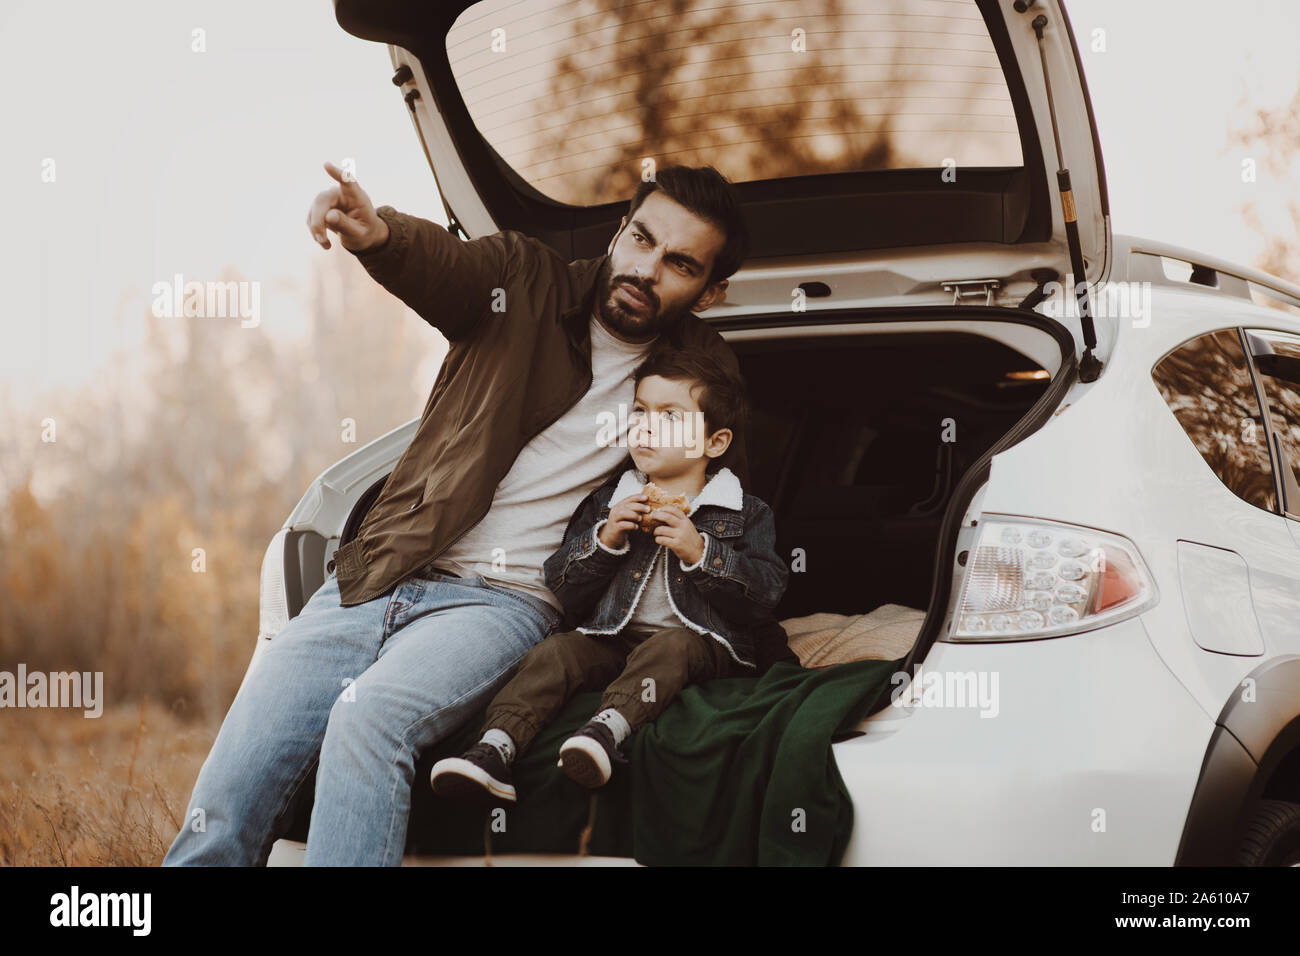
left=650, top=507, right=705, bottom=565
left=598, top=494, right=650, bottom=550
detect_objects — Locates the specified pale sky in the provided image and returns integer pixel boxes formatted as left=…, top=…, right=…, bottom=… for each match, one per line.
left=2, top=0, right=1298, bottom=403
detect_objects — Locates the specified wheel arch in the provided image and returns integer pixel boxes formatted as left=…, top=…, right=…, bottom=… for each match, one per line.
left=1175, top=654, right=1300, bottom=865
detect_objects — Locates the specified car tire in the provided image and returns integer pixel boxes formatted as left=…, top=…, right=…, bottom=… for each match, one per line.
left=1235, top=799, right=1300, bottom=866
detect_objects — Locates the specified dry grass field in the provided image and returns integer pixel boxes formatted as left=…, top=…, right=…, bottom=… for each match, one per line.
left=0, top=701, right=218, bottom=866
left=0, top=251, right=433, bottom=867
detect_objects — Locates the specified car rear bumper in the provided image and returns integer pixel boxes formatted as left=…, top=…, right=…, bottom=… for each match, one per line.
left=835, top=616, right=1215, bottom=865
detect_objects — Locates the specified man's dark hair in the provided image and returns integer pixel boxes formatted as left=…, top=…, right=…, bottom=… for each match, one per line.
left=633, top=346, right=750, bottom=474
left=626, top=165, right=750, bottom=286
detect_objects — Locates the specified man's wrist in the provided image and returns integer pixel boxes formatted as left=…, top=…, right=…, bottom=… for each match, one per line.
left=353, top=216, right=391, bottom=256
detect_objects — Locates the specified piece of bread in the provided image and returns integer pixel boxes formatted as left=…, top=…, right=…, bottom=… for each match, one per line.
left=639, top=482, right=691, bottom=531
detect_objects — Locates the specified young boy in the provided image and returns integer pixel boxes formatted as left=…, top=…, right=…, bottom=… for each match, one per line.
left=429, top=347, right=789, bottom=803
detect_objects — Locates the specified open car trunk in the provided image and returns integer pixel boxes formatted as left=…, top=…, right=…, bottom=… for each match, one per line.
left=273, top=311, right=1075, bottom=860
left=738, top=323, right=1061, bottom=619
left=334, top=0, right=1112, bottom=369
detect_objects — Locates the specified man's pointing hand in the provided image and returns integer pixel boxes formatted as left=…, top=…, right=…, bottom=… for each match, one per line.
left=307, top=161, right=390, bottom=253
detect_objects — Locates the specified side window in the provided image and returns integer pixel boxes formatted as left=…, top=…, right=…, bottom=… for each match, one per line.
left=1151, top=328, right=1277, bottom=512
left=1244, top=329, right=1300, bottom=516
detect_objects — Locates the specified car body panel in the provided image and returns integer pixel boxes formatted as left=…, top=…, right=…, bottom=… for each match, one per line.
left=838, top=617, right=1212, bottom=865
left=976, top=281, right=1300, bottom=725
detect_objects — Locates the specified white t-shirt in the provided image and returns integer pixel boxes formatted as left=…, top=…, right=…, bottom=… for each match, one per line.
left=624, top=495, right=699, bottom=635
left=431, top=314, right=654, bottom=612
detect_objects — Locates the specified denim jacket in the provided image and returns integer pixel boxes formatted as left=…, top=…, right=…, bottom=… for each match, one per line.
left=542, top=465, right=789, bottom=669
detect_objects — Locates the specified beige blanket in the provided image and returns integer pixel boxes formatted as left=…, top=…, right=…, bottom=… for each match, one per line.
left=778, top=604, right=924, bottom=668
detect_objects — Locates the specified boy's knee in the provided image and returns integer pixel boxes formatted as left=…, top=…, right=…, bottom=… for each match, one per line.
left=630, top=627, right=702, bottom=658
left=521, top=630, right=588, bottom=669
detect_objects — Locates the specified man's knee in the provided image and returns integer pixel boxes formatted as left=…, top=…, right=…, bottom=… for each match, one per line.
left=320, top=676, right=446, bottom=755
left=322, top=683, right=381, bottom=738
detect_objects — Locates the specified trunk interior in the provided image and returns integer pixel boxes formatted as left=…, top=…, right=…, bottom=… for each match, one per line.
left=733, top=325, right=1056, bottom=623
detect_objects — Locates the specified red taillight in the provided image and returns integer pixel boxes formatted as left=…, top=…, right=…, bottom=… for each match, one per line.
left=951, top=516, right=1157, bottom=641
left=1092, top=547, right=1140, bottom=613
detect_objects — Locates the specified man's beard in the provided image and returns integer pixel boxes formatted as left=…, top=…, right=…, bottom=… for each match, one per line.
left=593, top=257, right=693, bottom=340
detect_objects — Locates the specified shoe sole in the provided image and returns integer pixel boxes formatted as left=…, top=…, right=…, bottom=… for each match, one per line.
left=430, top=758, right=516, bottom=805
left=557, top=736, right=612, bottom=788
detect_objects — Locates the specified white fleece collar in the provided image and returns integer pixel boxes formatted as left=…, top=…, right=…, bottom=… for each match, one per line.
left=607, top=465, right=743, bottom=513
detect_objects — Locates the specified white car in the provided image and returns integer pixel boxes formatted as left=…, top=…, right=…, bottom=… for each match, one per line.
left=259, top=0, right=1300, bottom=865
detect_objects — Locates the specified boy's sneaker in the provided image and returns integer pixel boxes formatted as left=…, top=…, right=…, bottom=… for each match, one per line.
left=557, top=719, right=629, bottom=789
left=430, top=742, right=516, bottom=805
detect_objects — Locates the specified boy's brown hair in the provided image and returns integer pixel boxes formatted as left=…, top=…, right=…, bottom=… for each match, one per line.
left=632, top=346, right=750, bottom=474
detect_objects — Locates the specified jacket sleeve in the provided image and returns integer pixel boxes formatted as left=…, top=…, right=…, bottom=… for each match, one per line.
left=679, top=498, right=789, bottom=626
left=542, top=489, right=629, bottom=622
left=349, top=205, right=513, bottom=343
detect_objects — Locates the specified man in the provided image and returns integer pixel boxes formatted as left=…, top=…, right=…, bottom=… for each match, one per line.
left=164, top=161, right=774, bottom=866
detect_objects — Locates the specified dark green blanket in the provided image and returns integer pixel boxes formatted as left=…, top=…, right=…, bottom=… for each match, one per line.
left=408, top=658, right=900, bottom=865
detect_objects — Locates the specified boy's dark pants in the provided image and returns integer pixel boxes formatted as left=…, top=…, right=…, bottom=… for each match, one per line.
left=482, top=626, right=740, bottom=754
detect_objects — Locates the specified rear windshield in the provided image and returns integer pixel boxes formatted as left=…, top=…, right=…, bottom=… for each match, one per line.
left=446, top=0, right=1024, bottom=206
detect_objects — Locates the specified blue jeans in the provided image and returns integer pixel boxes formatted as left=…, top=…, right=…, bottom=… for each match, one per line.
left=162, top=564, right=562, bottom=866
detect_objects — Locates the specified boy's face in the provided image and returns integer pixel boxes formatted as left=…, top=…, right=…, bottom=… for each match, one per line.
left=628, top=375, right=732, bottom=480
left=594, top=191, right=730, bottom=341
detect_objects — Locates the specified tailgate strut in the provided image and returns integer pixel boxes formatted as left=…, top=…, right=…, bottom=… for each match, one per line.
left=1027, top=8, right=1103, bottom=382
